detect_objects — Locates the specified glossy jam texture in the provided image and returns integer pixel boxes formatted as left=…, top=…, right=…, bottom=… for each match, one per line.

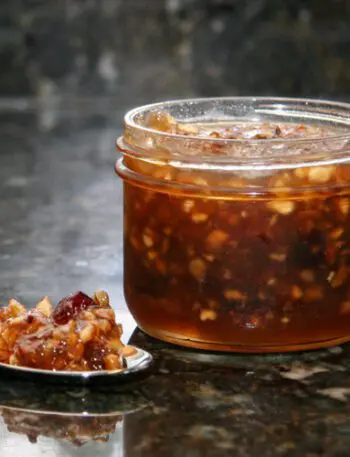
left=122, top=112, right=350, bottom=351
left=0, top=291, right=125, bottom=370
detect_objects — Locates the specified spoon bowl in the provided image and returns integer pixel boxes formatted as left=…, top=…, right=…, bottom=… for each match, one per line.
left=0, top=345, right=152, bottom=386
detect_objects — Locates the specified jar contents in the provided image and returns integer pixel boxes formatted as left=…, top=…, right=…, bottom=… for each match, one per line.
left=121, top=111, right=350, bottom=352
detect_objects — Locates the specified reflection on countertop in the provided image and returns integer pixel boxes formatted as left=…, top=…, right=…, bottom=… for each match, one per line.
left=0, top=408, right=125, bottom=456
left=0, top=366, right=146, bottom=457
left=2, top=327, right=350, bottom=457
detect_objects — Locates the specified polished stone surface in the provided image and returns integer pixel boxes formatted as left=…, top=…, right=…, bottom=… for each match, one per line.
left=0, top=100, right=126, bottom=307
left=1, top=103, right=350, bottom=456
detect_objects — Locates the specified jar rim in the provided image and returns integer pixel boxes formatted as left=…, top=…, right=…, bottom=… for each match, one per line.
left=124, top=96, right=350, bottom=145
left=120, top=97, right=350, bottom=170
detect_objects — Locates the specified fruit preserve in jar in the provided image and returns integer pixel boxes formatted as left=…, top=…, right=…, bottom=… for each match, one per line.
left=116, top=97, right=350, bottom=352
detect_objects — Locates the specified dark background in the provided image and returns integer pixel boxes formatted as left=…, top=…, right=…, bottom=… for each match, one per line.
left=1, top=0, right=350, bottom=104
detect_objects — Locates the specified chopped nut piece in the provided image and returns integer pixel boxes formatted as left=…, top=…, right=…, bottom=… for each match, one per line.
left=281, top=316, right=290, bottom=324
left=200, top=309, right=217, bottom=321
left=10, top=315, right=27, bottom=326
left=94, top=308, right=115, bottom=320
left=192, top=213, right=209, bottom=223
left=223, top=269, right=232, bottom=280
left=177, top=123, right=200, bottom=135
left=145, top=111, right=176, bottom=132
left=291, top=285, right=303, bottom=300
left=142, top=233, right=154, bottom=247
left=225, top=178, right=246, bottom=189
left=183, top=199, right=195, bottom=213
left=206, top=229, right=229, bottom=250
left=109, top=338, right=124, bottom=351
left=203, top=254, right=215, bottom=262
left=153, top=166, right=173, bottom=181
left=35, top=296, right=53, bottom=317
left=52, top=328, right=65, bottom=341
left=8, top=299, right=26, bottom=317
left=104, top=354, right=122, bottom=370
left=1, top=329, right=11, bottom=345
left=189, top=258, right=207, bottom=281
left=300, top=270, right=315, bottom=283
left=330, top=227, right=344, bottom=240
left=224, top=289, right=245, bottom=301
left=97, top=319, right=112, bottom=333
left=193, top=177, right=209, bottom=187
left=327, top=271, right=335, bottom=282
left=294, top=167, right=308, bottom=179
left=270, top=253, right=287, bottom=262
left=79, top=324, right=96, bottom=343
left=266, top=200, right=295, bottom=215
left=308, top=166, right=334, bottom=183
left=339, top=198, right=349, bottom=216
left=9, top=354, right=19, bottom=365
left=82, top=310, right=95, bottom=321
left=330, top=265, right=348, bottom=288
left=271, top=177, right=287, bottom=188
left=147, top=250, right=157, bottom=260
left=269, top=214, right=279, bottom=226
left=93, top=290, right=110, bottom=307
left=122, top=345, right=137, bottom=357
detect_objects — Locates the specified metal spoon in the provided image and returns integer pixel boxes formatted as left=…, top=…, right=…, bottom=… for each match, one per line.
left=0, top=345, right=152, bottom=386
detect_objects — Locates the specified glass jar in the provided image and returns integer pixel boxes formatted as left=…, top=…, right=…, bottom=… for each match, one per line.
left=116, top=97, right=350, bottom=352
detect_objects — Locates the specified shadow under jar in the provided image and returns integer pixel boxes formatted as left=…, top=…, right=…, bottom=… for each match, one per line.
left=116, top=97, right=350, bottom=352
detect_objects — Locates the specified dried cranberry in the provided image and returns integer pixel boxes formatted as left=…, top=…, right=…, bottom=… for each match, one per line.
left=52, top=291, right=95, bottom=325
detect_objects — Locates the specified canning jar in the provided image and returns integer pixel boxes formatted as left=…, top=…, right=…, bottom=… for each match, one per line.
left=116, top=97, right=350, bottom=352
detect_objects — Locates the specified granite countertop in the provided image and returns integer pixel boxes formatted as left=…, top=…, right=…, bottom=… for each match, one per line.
left=1, top=100, right=350, bottom=457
